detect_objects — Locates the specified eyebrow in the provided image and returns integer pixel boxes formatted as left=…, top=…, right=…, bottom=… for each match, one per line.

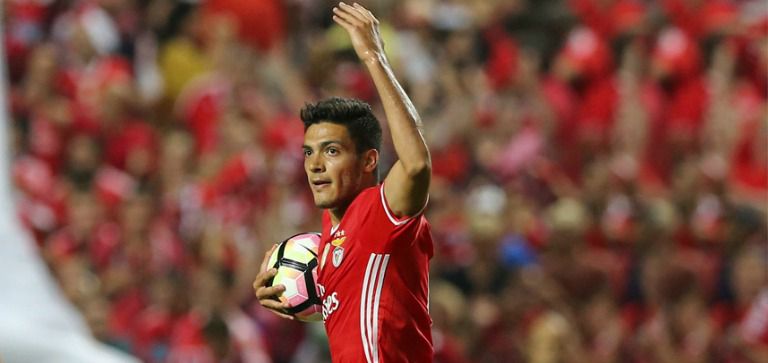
left=302, top=140, right=344, bottom=150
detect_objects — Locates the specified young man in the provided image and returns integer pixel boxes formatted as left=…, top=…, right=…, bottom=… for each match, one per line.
left=253, top=2, right=433, bottom=362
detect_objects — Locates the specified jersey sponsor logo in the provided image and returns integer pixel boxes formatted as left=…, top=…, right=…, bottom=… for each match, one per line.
left=318, top=283, right=326, bottom=296
left=332, top=246, right=344, bottom=267
left=322, top=291, right=340, bottom=321
left=318, top=283, right=340, bottom=321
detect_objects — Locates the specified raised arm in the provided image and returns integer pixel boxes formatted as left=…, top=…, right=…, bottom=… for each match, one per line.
left=333, top=2, right=431, bottom=218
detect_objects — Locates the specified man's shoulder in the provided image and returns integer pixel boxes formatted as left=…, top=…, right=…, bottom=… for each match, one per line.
left=348, top=184, right=431, bottom=229
left=344, top=184, right=384, bottom=223
left=350, top=184, right=382, bottom=208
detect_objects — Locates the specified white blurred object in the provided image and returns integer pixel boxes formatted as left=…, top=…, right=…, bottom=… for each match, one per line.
left=431, top=2, right=472, bottom=31
left=465, top=183, right=507, bottom=238
left=0, top=14, right=138, bottom=363
left=78, top=4, right=119, bottom=55
left=51, top=3, right=119, bottom=56
left=466, top=183, right=507, bottom=217
left=135, top=33, right=165, bottom=103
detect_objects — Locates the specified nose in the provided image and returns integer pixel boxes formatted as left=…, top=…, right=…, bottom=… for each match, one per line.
left=307, top=153, right=324, bottom=174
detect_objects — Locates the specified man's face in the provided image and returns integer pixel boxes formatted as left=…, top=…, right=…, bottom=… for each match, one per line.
left=303, top=122, right=370, bottom=209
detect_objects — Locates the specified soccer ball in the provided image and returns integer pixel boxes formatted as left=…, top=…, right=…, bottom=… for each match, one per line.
left=266, top=232, right=323, bottom=322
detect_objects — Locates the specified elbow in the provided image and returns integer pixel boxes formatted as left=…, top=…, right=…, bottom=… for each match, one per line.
left=403, top=157, right=431, bottom=178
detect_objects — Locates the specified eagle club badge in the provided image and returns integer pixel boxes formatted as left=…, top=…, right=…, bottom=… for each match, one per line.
left=332, top=246, right=344, bottom=267
left=328, top=229, right=346, bottom=268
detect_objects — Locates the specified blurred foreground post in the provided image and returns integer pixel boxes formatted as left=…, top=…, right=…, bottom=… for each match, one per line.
left=0, top=11, right=138, bottom=363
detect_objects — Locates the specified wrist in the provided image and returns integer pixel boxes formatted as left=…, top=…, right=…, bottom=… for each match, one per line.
left=362, top=51, right=387, bottom=67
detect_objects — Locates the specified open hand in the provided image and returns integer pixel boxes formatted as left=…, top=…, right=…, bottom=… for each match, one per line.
left=332, top=2, right=385, bottom=64
left=253, top=244, right=294, bottom=320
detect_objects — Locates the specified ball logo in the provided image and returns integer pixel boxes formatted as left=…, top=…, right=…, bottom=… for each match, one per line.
left=332, top=246, right=344, bottom=267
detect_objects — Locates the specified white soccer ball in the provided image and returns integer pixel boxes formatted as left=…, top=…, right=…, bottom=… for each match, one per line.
left=266, top=232, right=323, bottom=322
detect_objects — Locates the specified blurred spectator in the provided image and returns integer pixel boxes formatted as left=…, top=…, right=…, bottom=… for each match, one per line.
left=635, top=266, right=716, bottom=363
left=722, top=245, right=768, bottom=363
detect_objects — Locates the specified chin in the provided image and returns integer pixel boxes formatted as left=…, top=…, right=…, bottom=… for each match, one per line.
left=313, top=197, right=336, bottom=209
left=314, top=201, right=332, bottom=209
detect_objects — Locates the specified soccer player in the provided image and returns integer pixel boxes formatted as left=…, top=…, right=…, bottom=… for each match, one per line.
left=252, top=2, right=433, bottom=362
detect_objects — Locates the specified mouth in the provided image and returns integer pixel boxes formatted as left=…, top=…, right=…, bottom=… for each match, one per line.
left=311, top=179, right=331, bottom=189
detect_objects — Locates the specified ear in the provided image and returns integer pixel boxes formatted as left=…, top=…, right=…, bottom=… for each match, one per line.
left=362, top=149, right=379, bottom=174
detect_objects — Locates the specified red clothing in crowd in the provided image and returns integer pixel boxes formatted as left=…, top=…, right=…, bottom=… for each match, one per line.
left=205, top=0, right=286, bottom=51
left=661, top=0, right=738, bottom=38
left=568, top=0, right=646, bottom=39
left=726, top=290, right=768, bottom=363
left=46, top=222, right=121, bottom=271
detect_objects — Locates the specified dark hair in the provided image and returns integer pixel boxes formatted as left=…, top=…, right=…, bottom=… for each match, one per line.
left=300, top=97, right=382, bottom=177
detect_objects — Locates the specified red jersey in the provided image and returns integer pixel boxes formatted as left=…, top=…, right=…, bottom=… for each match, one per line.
left=317, top=184, right=433, bottom=362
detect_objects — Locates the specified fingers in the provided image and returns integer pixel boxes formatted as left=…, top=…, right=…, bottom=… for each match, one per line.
left=333, top=2, right=377, bottom=29
left=255, top=281, right=285, bottom=299
left=269, top=309, right=295, bottom=320
left=253, top=269, right=286, bottom=305
left=253, top=248, right=295, bottom=321
left=253, top=267, right=278, bottom=292
left=352, top=2, right=378, bottom=24
left=339, top=2, right=368, bottom=24
left=332, top=10, right=355, bottom=32
left=332, top=8, right=361, bottom=34
left=260, top=244, right=278, bottom=273
left=257, top=291, right=288, bottom=309
left=258, top=293, right=295, bottom=320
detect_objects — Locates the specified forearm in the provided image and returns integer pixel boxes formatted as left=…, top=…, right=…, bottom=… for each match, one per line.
left=364, top=55, right=431, bottom=174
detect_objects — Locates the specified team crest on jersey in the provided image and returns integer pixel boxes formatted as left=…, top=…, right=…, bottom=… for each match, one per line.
left=331, top=236, right=346, bottom=247
left=332, top=229, right=346, bottom=247
left=332, top=246, right=344, bottom=267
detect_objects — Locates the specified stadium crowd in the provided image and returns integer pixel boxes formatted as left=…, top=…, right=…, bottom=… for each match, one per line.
left=4, top=0, right=767, bottom=362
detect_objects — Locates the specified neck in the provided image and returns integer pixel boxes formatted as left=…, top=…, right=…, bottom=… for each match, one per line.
left=328, top=179, right=377, bottom=226
left=329, top=206, right=347, bottom=227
